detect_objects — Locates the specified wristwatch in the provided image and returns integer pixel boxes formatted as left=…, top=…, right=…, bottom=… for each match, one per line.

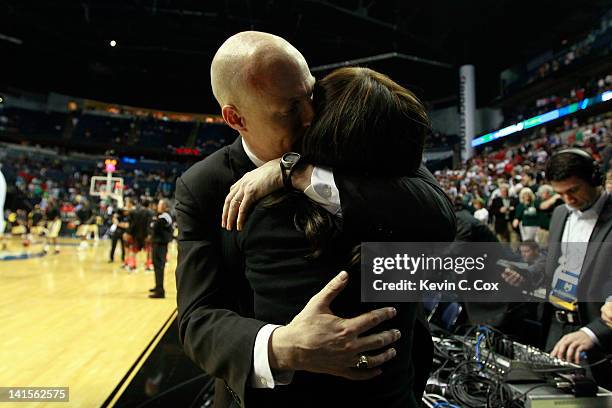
left=280, top=152, right=301, bottom=190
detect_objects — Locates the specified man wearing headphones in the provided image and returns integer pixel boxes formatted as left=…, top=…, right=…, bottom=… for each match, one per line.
left=543, top=148, right=611, bottom=389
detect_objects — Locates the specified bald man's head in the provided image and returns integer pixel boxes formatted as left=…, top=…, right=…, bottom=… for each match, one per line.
left=210, top=31, right=308, bottom=108
left=210, top=31, right=315, bottom=162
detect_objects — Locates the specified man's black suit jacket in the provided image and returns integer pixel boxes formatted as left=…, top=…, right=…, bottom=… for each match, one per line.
left=175, top=136, right=456, bottom=407
left=543, top=193, right=612, bottom=388
left=490, top=196, right=518, bottom=234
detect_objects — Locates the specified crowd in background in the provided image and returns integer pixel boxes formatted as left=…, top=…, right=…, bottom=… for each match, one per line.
left=0, top=105, right=234, bottom=158
left=502, top=10, right=612, bottom=94
left=502, top=73, right=612, bottom=128
left=0, top=149, right=177, bottom=253
left=2, top=108, right=612, bottom=252
left=437, top=113, right=612, bottom=244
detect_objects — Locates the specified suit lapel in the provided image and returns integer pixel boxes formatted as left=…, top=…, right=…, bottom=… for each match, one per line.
left=550, top=206, right=568, bottom=243
left=228, top=135, right=257, bottom=181
left=579, top=195, right=612, bottom=284
left=545, top=206, right=569, bottom=280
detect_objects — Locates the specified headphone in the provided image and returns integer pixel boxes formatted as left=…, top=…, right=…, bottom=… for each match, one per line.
left=551, top=148, right=605, bottom=187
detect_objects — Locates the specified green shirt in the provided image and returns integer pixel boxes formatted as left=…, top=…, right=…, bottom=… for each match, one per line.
left=515, top=202, right=540, bottom=227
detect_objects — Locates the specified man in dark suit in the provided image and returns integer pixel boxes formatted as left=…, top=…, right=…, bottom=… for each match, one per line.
left=109, top=205, right=128, bottom=263
left=176, top=32, right=436, bottom=406
left=149, top=198, right=173, bottom=299
left=175, top=31, right=453, bottom=407
left=542, top=149, right=612, bottom=390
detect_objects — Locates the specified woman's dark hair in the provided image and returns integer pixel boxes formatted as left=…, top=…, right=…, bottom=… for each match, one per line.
left=298, top=66, right=430, bottom=175
left=265, top=67, right=431, bottom=259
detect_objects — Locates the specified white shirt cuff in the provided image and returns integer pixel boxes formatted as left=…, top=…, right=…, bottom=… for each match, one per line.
left=303, top=166, right=342, bottom=216
left=580, top=327, right=600, bottom=346
left=250, top=324, right=294, bottom=389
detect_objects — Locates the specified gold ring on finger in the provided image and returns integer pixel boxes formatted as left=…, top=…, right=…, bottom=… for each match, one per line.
left=355, top=355, right=369, bottom=369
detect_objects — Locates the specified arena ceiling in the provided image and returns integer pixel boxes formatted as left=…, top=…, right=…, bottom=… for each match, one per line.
left=1, top=0, right=611, bottom=113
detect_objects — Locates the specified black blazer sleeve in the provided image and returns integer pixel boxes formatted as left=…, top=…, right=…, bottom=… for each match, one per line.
left=490, top=197, right=502, bottom=216
left=332, top=165, right=455, bottom=399
left=586, top=318, right=612, bottom=349
left=175, top=170, right=266, bottom=407
left=334, top=165, right=456, bottom=241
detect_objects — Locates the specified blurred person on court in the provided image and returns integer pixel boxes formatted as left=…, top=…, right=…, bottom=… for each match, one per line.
left=148, top=198, right=173, bottom=299
left=123, top=198, right=154, bottom=271
left=109, top=204, right=129, bottom=263
left=0, top=167, right=6, bottom=250
left=44, top=198, right=62, bottom=254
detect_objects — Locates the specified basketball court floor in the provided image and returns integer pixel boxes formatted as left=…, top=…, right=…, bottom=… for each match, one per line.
left=0, top=237, right=178, bottom=407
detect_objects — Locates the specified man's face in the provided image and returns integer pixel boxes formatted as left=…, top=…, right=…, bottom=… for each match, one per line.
left=500, top=187, right=509, bottom=198
left=520, top=245, right=538, bottom=262
left=551, top=176, right=598, bottom=210
left=239, top=58, right=315, bottom=161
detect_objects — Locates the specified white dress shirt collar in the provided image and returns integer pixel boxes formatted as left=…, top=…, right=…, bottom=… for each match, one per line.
left=241, top=138, right=266, bottom=168
left=565, top=191, right=608, bottom=219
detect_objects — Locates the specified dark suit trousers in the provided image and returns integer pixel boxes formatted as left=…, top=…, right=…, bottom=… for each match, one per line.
left=110, top=232, right=124, bottom=261
left=152, top=243, right=168, bottom=291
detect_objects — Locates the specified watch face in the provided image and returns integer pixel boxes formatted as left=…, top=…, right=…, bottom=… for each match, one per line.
left=283, top=152, right=300, bottom=165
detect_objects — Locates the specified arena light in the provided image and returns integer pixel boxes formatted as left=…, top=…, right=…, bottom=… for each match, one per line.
left=472, top=90, right=612, bottom=147
left=109, top=40, right=117, bottom=47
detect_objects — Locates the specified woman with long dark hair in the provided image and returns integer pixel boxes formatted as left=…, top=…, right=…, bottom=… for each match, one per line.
left=229, top=67, right=455, bottom=407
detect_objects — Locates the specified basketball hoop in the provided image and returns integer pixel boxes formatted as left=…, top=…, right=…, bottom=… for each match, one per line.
left=90, top=175, right=124, bottom=208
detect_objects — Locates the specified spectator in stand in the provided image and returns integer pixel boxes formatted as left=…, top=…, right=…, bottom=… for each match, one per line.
left=490, top=184, right=518, bottom=243
left=522, top=172, right=539, bottom=194
left=513, top=187, right=540, bottom=242
left=602, top=136, right=612, bottom=174
left=472, top=198, right=489, bottom=224
left=537, top=184, right=564, bottom=246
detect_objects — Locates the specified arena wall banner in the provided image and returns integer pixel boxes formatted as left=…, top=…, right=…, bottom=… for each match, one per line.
left=361, top=242, right=612, bottom=303
left=472, top=90, right=612, bottom=147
